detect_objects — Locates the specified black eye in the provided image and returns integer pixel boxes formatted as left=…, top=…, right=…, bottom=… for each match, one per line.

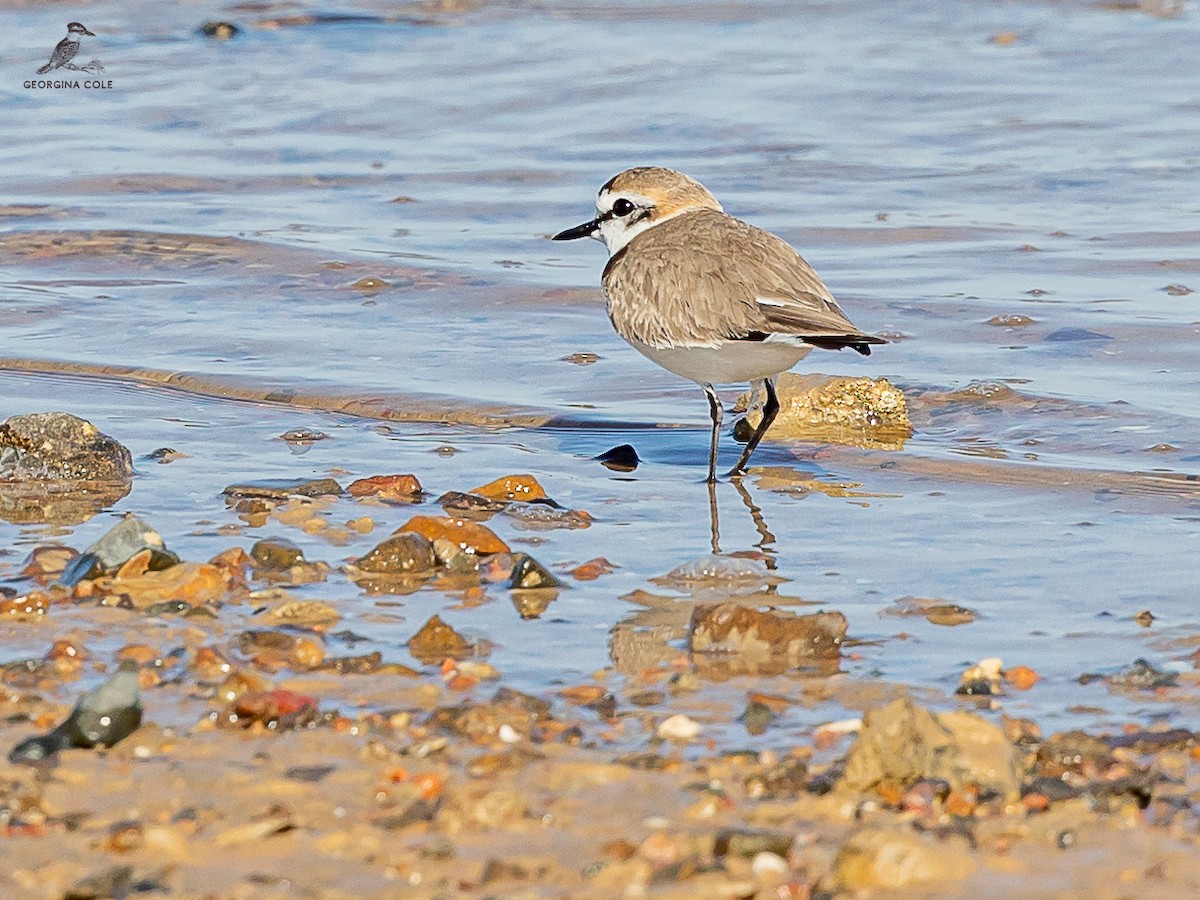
left=612, top=199, right=636, bottom=216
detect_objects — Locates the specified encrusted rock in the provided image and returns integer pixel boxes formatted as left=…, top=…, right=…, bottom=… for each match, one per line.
left=0, top=412, right=134, bottom=524
left=737, top=373, right=911, bottom=450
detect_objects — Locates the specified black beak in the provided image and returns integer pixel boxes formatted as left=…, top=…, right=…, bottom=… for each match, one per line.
left=83, top=28, right=96, bottom=35
left=552, top=218, right=601, bottom=241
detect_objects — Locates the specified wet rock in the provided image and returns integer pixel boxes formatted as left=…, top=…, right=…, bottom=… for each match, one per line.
left=688, top=602, right=845, bottom=674
left=398, top=514, right=509, bottom=555
left=1034, top=730, right=1118, bottom=781
left=279, top=428, right=328, bottom=444
left=238, top=630, right=325, bottom=671
left=199, top=21, right=240, bottom=39
left=92, top=561, right=229, bottom=609
left=435, top=490, right=508, bottom=516
left=884, top=595, right=977, bottom=626
left=0, top=412, right=132, bottom=482
left=250, top=536, right=305, bottom=570
left=507, top=553, right=562, bottom=590
left=986, top=314, right=1035, bottom=327
left=470, top=474, right=548, bottom=503
left=428, top=688, right=551, bottom=743
left=595, top=444, right=640, bottom=472
left=833, top=827, right=975, bottom=891
left=568, top=557, right=617, bottom=581
left=62, top=513, right=179, bottom=586
left=839, top=698, right=1020, bottom=802
left=258, top=598, right=340, bottom=632
left=744, top=757, right=809, bottom=800
left=9, top=660, right=143, bottom=764
left=409, top=614, right=472, bottom=663
left=347, top=473, right=423, bottom=502
left=738, top=373, right=911, bottom=450
left=353, top=532, right=438, bottom=576
left=0, top=591, right=51, bottom=621
left=956, top=656, right=1004, bottom=696
left=739, top=700, right=778, bottom=735
left=63, top=864, right=135, bottom=900
left=1079, top=657, right=1177, bottom=690
left=20, top=544, right=79, bottom=583
left=222, top=477, right=343, bottom=501
left=657, top=714, right=701, bottom=742
left=221, top=689, right=318, bottom=730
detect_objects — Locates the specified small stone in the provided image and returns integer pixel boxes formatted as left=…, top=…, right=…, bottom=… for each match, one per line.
left=199, top=21, right=239, bottom=39
left=222, top=689, right=318, bottom=730
left=470, top=474, right=548, bottom=503
left=397, top=515, right=508, bottom=555
left=507, top=553, right=561, bottom=590
left=884, top=596, right=977, bottom=626
left=238, top=630, right=325, bottom=671
left=250, top=537, right=305, bottom=570
left=1162, top=283, right=1192, bottom=296
left=353, top=533, right=438, bottom=576
left=348, top=474, right=423, bottom=502
left=568, top=557, right=617, bottom=581
left=688, top=602, right=845, bottom=671
left=435, top=491, right=508, bottom=515
left=222, top=478, right=343, bottom=501
left=739, top=700, right=778, bottom=736
left=1005, top=665, right=1041, bottom=691
left=657, top=714, right=701, bottom=742
left=409, top=615, right=471, bottom=664
left=594, top=444, right=639, bottom=472
left=279, top=428, right=328, bottom=443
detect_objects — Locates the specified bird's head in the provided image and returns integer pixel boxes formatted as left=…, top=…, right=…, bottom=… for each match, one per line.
left=553, top=167, right=721, bottom=255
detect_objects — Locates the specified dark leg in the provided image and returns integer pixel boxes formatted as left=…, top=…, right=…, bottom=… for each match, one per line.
left=707, top=478, right=720, bottom=555
left=730, top=377, right=779, bottom=478
left=703, top=384, right=722, bottom=484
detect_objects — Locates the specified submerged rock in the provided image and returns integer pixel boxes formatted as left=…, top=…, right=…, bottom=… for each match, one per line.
left=737, top=373, right=911, bottom=450
left=222, top=478, right=344, bottom=501
left=688, top=602, right=846, bottom=675
left=0, top=412, right=134, bottom=524
left=9, top=660, right=143, bottom=764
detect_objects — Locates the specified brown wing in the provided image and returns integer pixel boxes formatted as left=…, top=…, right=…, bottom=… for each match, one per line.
left=603, top=208, right=884, bottom=354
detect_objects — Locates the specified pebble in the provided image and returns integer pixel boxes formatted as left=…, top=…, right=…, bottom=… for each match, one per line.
left=657, top=714, right=701, bottom=742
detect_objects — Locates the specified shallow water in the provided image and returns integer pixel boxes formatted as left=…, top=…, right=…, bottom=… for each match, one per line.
left=2, top=0, right=1199, bottom=748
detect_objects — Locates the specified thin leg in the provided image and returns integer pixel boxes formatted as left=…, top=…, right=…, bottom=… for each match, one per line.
left=729, top=376, right=779, bottom=478
left=703, top=384, right=722, bottom=484
left=707, top=478, right=720, bottom=555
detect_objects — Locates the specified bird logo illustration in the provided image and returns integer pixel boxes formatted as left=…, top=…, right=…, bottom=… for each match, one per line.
left=37, top=22, right=103, bottom=74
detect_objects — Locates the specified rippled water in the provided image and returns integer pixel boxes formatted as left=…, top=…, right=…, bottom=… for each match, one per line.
left=2, top=0, right=1199, bottom=739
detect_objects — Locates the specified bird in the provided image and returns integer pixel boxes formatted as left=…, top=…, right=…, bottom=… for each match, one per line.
left=37, top=22, right=95, bottom=74
left=553, top=166, right=885, bottom=483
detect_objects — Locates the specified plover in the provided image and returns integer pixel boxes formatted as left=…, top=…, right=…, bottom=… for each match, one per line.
left=37, top=22, right=94, bottom=74
left=553, top=166, right=884, bottom=482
